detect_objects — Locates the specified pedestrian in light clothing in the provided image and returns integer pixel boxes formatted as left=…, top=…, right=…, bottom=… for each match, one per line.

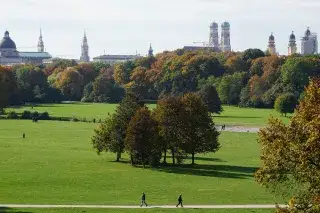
left=140, top=192, right=148, bottom=207
left=176, top=194, right=183, bottom=207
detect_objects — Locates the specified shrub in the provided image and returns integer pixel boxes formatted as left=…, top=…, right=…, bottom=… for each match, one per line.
left=39, top=112, right=50, bottom=120
left=21, top=110, right=32, bottom=120
left=31, top=111, right=40, bottom=120
left=7, top=111, right=19, bottom=119
left=71, top=117, right=79, bottom=122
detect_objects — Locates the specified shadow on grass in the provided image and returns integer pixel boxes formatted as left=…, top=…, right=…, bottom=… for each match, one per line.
left=166, top=156, right=226, bottom=163
left=151, top=164, right=257, bottom=179
left=0, top=207, right=32, bottom=213
left=213, top=115, right=261, bottom=119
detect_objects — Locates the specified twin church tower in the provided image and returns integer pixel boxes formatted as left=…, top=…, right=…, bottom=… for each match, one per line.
left=209, top=21, right=231, bottom=52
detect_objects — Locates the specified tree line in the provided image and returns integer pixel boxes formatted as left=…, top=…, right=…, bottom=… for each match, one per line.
left=1, top=49, right=320, bottom=111
left=91, top=92, right=220, bottom=167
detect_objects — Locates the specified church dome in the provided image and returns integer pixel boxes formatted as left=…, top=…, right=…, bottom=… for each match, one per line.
left=210, top=22, right=218, bottom=28
left=290, top=31, right=295, bottom=40
left=0, top=31, right=17, bottom=49
left=221, top=21, right=230, bottom=28
left=269, top=33, right=275, bottom=41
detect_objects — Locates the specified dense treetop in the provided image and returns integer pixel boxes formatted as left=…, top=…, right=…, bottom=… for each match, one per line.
left=1, top=50, right=320, bottom=110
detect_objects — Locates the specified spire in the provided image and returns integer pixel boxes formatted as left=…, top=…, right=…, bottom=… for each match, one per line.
left=148, top=43, right=154, bottom=57
left=37, top=28, right=44, bottom=52
left=80, top=30, right=90, bottom=62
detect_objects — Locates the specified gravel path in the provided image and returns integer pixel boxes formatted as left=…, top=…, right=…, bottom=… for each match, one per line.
left=0, top=204, right=286, bottom=209
left=217, top=125, right=261, bottom=133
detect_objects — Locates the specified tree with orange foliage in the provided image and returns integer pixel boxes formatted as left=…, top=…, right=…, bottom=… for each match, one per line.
left=255, top=78, right=320, bottom=213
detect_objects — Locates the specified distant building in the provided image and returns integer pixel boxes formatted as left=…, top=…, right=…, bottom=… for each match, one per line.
left=184, top=21, right=231, bottom=53
left=267, top=33, right=276, bottom=55
left=93, top=54, right=141, bottom=65
left=288, top=31, right=297, bottom=55
left=209, top=22, right=219, bottom=49
left=148, top=43, right=154, bottom=57
left=0, top=30, right=51, bottom=65
left=80, top=32, right=90, bottom=62
left=301, top=27, right=318, bottom=55
left=220, top=22, right=231, bottom=52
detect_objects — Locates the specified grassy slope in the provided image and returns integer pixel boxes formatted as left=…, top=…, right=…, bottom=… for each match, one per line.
left=6, top=103, right=290, bottom=126
left=0, top=120, right=282, bottom=205
left=0, top=208, right=273, bottom=213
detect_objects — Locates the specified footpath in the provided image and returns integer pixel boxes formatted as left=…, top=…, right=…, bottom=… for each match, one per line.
left=0, top=204, right=287, bottom=209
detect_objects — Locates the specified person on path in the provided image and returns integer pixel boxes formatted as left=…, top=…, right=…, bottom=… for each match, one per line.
left=176, top=194, right=183, bottom=207
left=140, top=192, right=148, bottom=207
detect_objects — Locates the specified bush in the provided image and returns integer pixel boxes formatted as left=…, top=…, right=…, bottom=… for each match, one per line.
left=274, top=93, right=297, bottom=117
left=31, top=111, right=40, bottom=120
left=7, top=111, right=19, bottom=119
left=71, top=117, right=79, bottom=122
left=21, top=110, right=32, bottom=119
left=39, top=112, right=50, bottom=120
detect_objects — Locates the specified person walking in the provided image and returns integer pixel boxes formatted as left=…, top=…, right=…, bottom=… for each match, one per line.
left=140, top=192, right=148, bottom=207
left=176, top=194, right=183, bottom=207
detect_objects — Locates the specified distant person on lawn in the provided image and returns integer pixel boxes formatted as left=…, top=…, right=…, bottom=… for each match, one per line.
left=176, top=194, right=183, bottom=207
left=22, top=133, right=25, bottom=138
left=140, top=192, right=148, bottom=207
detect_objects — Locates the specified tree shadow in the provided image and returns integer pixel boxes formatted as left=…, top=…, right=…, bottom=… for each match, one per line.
left=150, top=164, right=258, bottom=179
left=0, top=207, right=32, bottom=213
left=213, top=116, right=261, bottom=119
left=166, top=156, right=226, bottom=163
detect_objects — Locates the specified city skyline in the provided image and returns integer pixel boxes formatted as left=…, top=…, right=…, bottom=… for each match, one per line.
left=2, top=0, right=320, bottom=59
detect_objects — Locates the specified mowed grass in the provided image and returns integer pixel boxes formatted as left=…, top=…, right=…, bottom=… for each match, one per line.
left=0, top=120, right=283, bottom=205
left=0, top=208, right=274, bottom=213
left=7, top=103, right=290, bottom=127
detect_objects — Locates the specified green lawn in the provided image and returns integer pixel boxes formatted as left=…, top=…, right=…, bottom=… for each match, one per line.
left=6, top=103, right=290, bottom=127
left=0, top=120, right=283, bottom=205
left=0, top=208, right=273, bottom=213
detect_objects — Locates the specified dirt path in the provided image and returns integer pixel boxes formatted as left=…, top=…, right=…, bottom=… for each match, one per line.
left=0, top=204, right=286, bottom=209
left=217, top=125, right=260, bottom=133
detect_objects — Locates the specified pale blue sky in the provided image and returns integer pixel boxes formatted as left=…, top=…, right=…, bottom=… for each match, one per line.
left=1, top=0, right=320, bottom=59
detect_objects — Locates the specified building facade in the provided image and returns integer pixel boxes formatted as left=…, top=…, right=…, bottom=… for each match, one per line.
left=301, top=27, right=318, bottom=55
left=267, top=33, right=276, bottom=55
left=288, top=31, right=297, bottom=55
left=0, top=30, right=51, bottom=65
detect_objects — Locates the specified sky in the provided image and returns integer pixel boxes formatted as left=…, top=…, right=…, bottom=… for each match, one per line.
left=1, top=0, right=320, bottom=59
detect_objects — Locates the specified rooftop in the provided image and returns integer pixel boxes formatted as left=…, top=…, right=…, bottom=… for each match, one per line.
left=93, top=54, right=141, bottom=60
left=19, top=52, right=52, bottom=59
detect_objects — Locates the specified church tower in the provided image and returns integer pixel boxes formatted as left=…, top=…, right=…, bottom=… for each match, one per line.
left=288, top=31, right=297, bottom=55
left=80, top=31, right=90, bottom=62
left=209, top=22, right=219, bottom=48
left=220, top=21, right=231, bottom=52
left=268, top=33, right=276, bottom=55
left=37, top=29, right=44, bottom=52
left=148, top=43, right=154, bottom=57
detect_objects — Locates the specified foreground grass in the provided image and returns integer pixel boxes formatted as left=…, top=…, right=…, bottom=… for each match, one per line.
left=0, top=208, right=273, bottom=213
left=6, top=103, right=290, bottom=126
left=0, top=120, right=283, bottom=205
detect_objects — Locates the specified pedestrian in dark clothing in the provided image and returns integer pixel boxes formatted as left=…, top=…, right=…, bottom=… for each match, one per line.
left=176, top=194, right=183, bottom=207
left=140, top=192, right=148, bottom=207
left=22, top=133, right=25, bottom=139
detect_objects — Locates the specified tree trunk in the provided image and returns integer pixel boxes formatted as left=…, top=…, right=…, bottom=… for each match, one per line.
left=163, top=149, right=167, bottom=164
left=192, top=152, right=195, bottom=165
left=116, top=151, right=121, bottom=162
left=171, top=148, right=175, bottom=165
left=130, top=154, right=134, bottom=165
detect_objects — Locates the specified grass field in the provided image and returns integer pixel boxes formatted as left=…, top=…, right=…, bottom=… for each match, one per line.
left=6, top=103, right=290, bottom=127
left=0, top=208, right=273, bottom=213
left=0, top=120, right=284, bottom=205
